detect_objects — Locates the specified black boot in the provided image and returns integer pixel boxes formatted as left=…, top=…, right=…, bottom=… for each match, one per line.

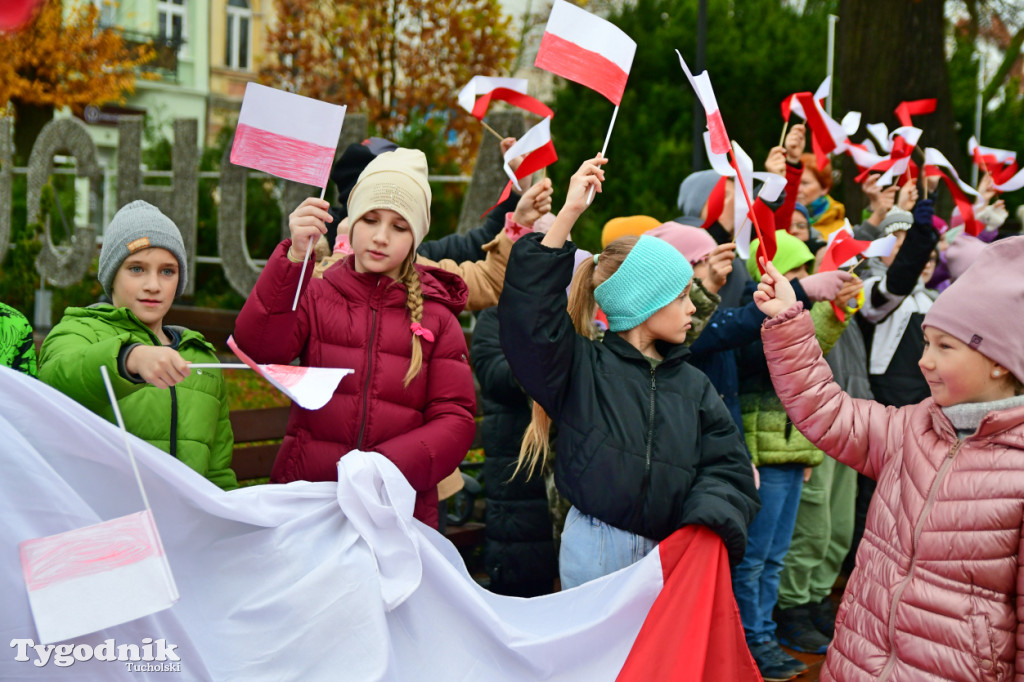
left=809, top=595, right=836, bottom=638
left=776, top=603, right=831, bottom=654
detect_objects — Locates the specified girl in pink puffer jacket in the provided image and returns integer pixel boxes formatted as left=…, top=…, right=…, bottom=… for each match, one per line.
left=752, top=237, right=1024, bottom=681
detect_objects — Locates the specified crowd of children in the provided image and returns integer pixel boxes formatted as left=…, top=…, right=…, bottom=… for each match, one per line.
left=3, top=113, right=1024, bottom=682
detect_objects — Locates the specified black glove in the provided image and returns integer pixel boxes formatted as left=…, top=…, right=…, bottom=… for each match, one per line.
left=912, top=198, right=934, bottom=227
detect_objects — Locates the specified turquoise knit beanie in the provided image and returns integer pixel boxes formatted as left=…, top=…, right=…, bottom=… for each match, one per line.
left=746, top=231, right=814, bottom=281
left=594, top=235, right=694, bottom=332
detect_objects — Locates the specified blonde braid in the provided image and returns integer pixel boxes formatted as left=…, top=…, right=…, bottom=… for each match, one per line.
left=401, top=255, right=425, bottom=387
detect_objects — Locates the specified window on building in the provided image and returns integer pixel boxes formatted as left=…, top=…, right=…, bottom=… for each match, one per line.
left=157, top=0, right=188, bottom=55
left=93, top=0, right=117, bottom=28
left=226, top=0, right=252, bottom=70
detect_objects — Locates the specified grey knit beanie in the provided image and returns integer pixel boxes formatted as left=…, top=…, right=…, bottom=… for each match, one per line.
left=676, top=170, right=721, bottom=219
left=99, top=200, right=187, bottom=297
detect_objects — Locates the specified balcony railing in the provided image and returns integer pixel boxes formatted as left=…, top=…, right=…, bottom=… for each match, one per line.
left=117, top=29, right=185, bottom=82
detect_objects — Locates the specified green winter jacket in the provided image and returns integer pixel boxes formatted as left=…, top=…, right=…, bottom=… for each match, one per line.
left=38, top=304, right=237, bottom=490
left=740, top=301, right=847, bottom=467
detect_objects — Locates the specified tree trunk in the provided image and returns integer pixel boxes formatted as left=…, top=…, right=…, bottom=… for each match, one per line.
left=13, top=101, right=55, bottom=164
left=836, top=0, right=959, bottom=218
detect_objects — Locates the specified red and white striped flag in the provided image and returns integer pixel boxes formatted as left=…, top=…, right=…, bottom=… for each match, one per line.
left=534, top=0, right=636, bottom=105
left=230, top=83, right=346, bottom=189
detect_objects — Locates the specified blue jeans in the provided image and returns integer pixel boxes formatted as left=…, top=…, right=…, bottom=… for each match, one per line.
left=559, top=506, right=657, bottom=589
left=731, top=465, right=804, bottom=644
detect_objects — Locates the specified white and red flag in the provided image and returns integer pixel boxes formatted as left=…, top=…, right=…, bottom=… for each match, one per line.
left=534, top=0, right=636, bottom=105
left=457, top=76, right=554, bottom=121
left=483, top=116, right=558, bottom=215
left=677, top=51, right=730, bottom=156
left=228, top=336, right=352, bottom=411
left=230, top=83, right=346, bottom=189
left=1, top=367, right=761, bottom=680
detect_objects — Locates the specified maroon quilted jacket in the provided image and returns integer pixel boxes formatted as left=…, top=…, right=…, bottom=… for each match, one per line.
left=763, top=305, right=1024, bottom=682
left=234, top=241, right=477, bottom=527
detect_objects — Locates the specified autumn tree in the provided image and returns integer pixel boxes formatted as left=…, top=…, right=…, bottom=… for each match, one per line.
left=0, top=0, right=154, bottom=159
left=260, top=0, right=516, bottom=168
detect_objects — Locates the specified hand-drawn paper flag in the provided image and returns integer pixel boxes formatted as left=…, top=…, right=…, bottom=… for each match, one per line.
left=230, top=83, right=346, bottom=189
left=534, top=0, right=636, bottom=105
left=20, top=510, right=178, bottom=644
left=228, top=336, right=353, bottom=411
left=457, top=76, right=554, bottom=120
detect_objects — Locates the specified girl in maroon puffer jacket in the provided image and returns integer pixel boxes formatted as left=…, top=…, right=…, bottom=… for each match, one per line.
left=234, top=148, right=477, bottom=528
left=752, top=238, right=1024, bottom=682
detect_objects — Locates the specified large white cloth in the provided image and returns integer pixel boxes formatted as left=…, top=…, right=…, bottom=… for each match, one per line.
left=0, top=367, right=667, bottom=681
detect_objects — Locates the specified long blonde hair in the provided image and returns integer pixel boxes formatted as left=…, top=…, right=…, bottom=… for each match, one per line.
left=512, top=237, right=639, bottom=479
left=398, top=250, right=425, bottom=387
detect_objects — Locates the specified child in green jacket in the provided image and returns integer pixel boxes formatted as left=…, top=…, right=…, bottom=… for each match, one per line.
left=39, top=200, right=237, bottom=490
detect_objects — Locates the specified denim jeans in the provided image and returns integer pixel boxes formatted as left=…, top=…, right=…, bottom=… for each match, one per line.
left=731, top=464, right=804, bottom=644
left=559, top=506, right=657, bottom=589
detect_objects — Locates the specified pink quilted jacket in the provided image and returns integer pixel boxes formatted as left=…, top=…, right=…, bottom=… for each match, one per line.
left=763, top=307, right=1024, bottom=682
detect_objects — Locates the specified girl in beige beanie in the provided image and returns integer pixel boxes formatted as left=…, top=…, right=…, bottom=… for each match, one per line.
left=233, top=148, right=477, bottom=529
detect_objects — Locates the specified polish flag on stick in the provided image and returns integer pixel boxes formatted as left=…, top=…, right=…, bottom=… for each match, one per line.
left=228, top=337, right=353, bottom=411
left=535, top=0, right=636, bottom=204
left=231, top=83, right=347, bottom=310
left=677, top=51, right=730, bottom=156
left=231, top=83, right=346, bottom=190
left=18, top=365, right=179, bottom=645
left=483, top=117, right=558, bottom=216
left=534, top=0, right=636, bottom=106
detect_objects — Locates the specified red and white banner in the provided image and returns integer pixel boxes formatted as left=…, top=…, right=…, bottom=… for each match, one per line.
left=230, top=83, right=346, bottom=189
left=457, top=76, right=554, bottom=120
left=535, top=0, right=636, bottom=105
left=228, top=336, right=352, bottom=411
left=0, top=367, right=758, bottom=681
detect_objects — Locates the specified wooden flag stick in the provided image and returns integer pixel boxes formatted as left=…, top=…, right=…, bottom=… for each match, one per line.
left=779, top=119, right=790, bottom=148
left=845, top=256, right=866, bottom=273
left=481, top=119, right=505, bottom=142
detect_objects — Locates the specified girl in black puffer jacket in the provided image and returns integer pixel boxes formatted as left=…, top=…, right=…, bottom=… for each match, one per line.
left=498, top=157, right=759, bottom=588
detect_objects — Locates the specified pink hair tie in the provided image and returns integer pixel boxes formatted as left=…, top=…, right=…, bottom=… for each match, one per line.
left=410, top=322, right=434, bottom=342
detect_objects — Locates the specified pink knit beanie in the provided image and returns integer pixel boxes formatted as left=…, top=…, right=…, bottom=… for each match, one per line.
left=945, top=234, right=987, bottom=283
left=923, top=236, right=1024, bottom=383
left=647, top=221, right=718, bottom=265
